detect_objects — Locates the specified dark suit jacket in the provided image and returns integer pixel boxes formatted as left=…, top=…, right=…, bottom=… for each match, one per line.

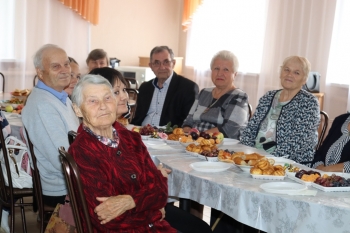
left=131, top=72, right=199, bottom=127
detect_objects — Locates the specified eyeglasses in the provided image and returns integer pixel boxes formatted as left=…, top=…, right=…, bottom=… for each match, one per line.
left=151, top=60, right=173, bottom=67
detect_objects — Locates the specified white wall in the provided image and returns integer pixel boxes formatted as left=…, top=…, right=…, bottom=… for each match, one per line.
left=90, top=0, right=182, bottom=73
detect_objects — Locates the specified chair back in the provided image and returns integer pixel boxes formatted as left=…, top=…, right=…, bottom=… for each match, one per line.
left=0, top=72, right=5, bottom=93
left=24, top=127, right=55, bottom=233
left=33, top=75, right=38, bottom=87
left=0, top=116, right=16, bottom=208
left=317, top=111, right=329, bottom=150
left=68, top=131, right=78, bottom=146
left=0, top=125, right=33, bottom=233
left=125, top=77, right=139, bottom=89
left=248, top=103, right=253, bottom=120
left=59, top=147, right=93, bottom=233
left=126, top=88, right=138, bottom=122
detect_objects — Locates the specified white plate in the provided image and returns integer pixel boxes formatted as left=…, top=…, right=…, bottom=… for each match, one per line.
left=143, top=140, right=167, bottom=147
left=179, top=141, right=198, bottom=147
left=148, top=137, right=165, bottom=142
left=270, top=157, right=295, bottom=165
left=0, top=100, right=20, bottom=108
left=197, top=154, right=218, bottom=162
left=165, top=139, right=180, bottom=145
left=141, top=135, right=151, bottom=140
left=190, top=161, right=231, bottom=172
left=222, top=138, right=240, bottom=145
left=310, top=172, right=350, bottom=192
left=251, top=174, right=286, bottom=180
left=287, top=174, right=315, bottom=186
left=260, top=182, right=307, bottom=194
left=185, top=150, right=199, bottom=157
left=235, top=164, right=253, bottom=173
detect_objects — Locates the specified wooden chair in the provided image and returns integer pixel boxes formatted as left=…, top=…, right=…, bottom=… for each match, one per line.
left=248, top=103, right=253, bottom=120
left=317, top=111, right=329, bottom=150
left=68, top=131, right=78, bottom=146
left=33, top=75, right=38, bottom=87
left=0, top=127, right=33, bottom=233
left=124, top=77, right=139, bottom=89
left=0, top=72, right=5, bottom=93
left=126, top=88, right=138, bottom=122
left=24, top=128, right=55, bottom=233
left=58, top=147, right=93, bottom=233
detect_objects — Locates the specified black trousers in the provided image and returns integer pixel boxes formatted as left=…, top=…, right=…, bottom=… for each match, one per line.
left=42, top=194, right=66, bottom=208
left=165, top=203, right=212, bottom=233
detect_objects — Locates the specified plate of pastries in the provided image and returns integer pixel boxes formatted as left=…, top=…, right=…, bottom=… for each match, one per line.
left=218, top=151, right=264, bottom=172
left=166, top=128, right=185, bottom=144
left=11, top=89, right=30, bottom=99
left=250, top=158, right=286, bottom=180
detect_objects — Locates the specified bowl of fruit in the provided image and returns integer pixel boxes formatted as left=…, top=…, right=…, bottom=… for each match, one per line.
left=131, top=124, right=155, bottom=139
left=181, top=129, right=224, bottom=147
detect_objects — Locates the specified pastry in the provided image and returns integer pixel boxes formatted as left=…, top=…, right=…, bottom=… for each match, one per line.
left=201, top=145, right=211, bottom=152
left=273, top=170, right=285, bottom=176
left=173, top=128, right=184, bottom=135
left=273, top=165, right=284, bottom=171
left=247, top=159, right=258, bottom=166
left=200, top=139, right=212, bottom=146
left=233, top=157, right=247, bottom=165
left=242, top=154, right=258, bottom=160
left=262, top=167, right=274, bottom=175
left=250, top=167, right=262, bottom=175
left=231, top=152, right=244, bottom=159
left=257, top=160, right=270, bottom=170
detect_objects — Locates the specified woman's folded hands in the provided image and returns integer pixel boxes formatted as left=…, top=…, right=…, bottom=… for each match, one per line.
left=94, top=195, right=136, bottom=224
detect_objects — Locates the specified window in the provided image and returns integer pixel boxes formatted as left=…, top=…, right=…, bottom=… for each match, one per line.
left=186, top=0, right=267, bottom=73
left=326, top=0, right=350, bottom=85
left=0, top=0, right=15, bottom=59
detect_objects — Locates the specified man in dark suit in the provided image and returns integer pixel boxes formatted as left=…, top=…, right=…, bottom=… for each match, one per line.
left=131, top=46, right=198, bottom=127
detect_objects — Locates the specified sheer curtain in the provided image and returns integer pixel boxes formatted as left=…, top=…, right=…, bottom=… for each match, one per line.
left=0, top=0, right=90, bottom=92
left=325, top=0, right=350, bottom=112
left=186, top=0, right=340, bottom=117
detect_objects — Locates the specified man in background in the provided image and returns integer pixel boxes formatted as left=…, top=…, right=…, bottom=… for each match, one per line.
left=22, top=44, right=79, bottom=208
left=132, top=46, right=198, bottom=127
left=86, top=48, right=109, bottom=72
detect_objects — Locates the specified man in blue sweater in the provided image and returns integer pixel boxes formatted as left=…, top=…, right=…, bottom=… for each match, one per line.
left=22, top=44, right=79, bottom=208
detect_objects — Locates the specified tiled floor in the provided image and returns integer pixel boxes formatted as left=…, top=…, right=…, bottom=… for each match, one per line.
left=2, top=199, right=211, bottom=233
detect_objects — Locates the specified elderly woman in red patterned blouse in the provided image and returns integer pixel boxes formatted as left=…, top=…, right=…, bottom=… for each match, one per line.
left=68, top=74, right=176, bottom=233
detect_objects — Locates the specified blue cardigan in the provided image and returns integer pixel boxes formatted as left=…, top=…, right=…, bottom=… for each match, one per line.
left=240, top=89, right=320, bottom=165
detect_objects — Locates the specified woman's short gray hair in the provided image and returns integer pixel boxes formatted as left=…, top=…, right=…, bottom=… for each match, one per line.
left=33, top=44, right=60, bottom=70
left=281, top=56, right=311, bottom=81
left=71, top=74, right=114, bottom=107
left=210, top=50, right=239, bottom=73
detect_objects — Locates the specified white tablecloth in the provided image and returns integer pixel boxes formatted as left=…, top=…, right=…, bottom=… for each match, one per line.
left=145, top=139, right=350, bottom=233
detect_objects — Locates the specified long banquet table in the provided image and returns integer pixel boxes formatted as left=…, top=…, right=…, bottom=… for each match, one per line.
left=144, top=139, right=350, bottom=233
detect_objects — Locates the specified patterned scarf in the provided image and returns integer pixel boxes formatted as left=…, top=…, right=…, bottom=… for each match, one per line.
left=83, top=125, right=120, bottom=148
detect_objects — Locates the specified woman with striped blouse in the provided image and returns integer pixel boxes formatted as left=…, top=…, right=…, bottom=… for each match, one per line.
left=312, top=113, right=350, bottom=172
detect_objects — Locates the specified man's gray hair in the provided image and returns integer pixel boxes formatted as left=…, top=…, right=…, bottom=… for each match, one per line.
left=33, top=44, right=61, bottom=70
left=150, top=46, right=175, bottom=61
left=210, top=50, right=239, bottom=73
left=71, top=74, right=114, bottom=107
